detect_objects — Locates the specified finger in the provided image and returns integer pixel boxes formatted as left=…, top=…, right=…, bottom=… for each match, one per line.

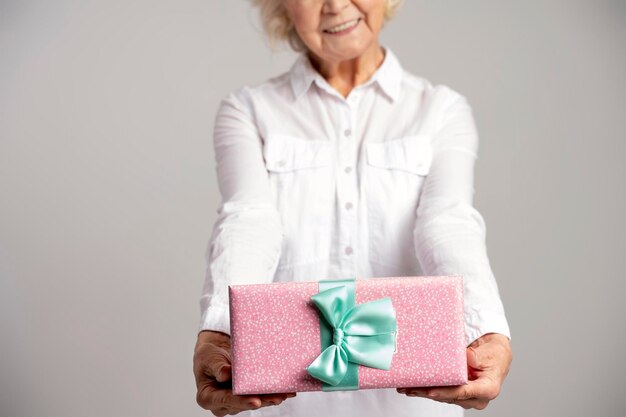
left=469, top=341, right=509, bottom=373
left=204, top=345, right=232, bottom=382
left=211, top=407, right=230, bottom=417
left=399, top=388, right=488, bottom=410
left=214, top=364, right=231, bottom=383
left=403, top=381, right=480, bottom=402
left=466, top=345, right=497, bottom=381
left=217, top=391, right=264, bottom=410
left=220, top=391, right=297, bottom=410
left=198, top=384, right=263, bottom=412
left=260, top=397, right=284, bottom=407
left=453, top=398, right=490, bottom=410
left=467, top=345, right=481, bottom=369
left=413, top=378, right=499, bottom=402
left=258, top=392, right=297, bottom=406
left=212, top=407, right=244, bottom=417
left=260, top=392, right=297, bottom=400
left=402, top=386, right=473, bottom=401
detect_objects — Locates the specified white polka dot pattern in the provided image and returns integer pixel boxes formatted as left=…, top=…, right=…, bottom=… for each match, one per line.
left=229, top=276, right=467, bottom=395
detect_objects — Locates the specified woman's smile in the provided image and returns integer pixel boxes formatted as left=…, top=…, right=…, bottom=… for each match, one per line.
left=323, top=17, right=362, bottom=35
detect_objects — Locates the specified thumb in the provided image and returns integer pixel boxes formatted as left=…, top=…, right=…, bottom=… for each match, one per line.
left=215, top=363, right=232, bottom=383
left=204, top=345, right=232, bottom=382
left=467, top=345, right=481, bottom=369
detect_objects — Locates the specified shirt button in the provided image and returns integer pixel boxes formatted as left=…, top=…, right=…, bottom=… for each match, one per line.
left=345, top=202, right=353, bottom=210
left=344, top=166, right=352, bottom=174
left=344, top=246, right=353, bottom=255
left=344, top=129, right=351, bottom=137
left=277, top=160, right=286, bottom=167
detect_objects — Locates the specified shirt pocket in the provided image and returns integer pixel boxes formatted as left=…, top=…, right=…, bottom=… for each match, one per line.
left=365, top=134, right=433, bottom=268
left=263, top=134, right=334, bottom=268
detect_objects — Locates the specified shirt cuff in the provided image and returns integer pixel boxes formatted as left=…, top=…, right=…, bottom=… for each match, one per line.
left=464, top=309, right=511, bottom=347
left=198, top=302, right=231, bottom=336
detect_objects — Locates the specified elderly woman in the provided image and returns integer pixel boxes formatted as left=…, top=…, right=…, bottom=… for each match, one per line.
left=193, top=1, right=513, bottom=416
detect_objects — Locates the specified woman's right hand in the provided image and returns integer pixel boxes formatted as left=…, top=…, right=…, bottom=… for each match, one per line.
left=194, top=330, right=297, bottom=416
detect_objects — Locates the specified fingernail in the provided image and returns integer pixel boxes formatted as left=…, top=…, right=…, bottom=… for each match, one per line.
left=248, top=399, right=260, bottom=408
left=428, top=391, right=439, bottom=398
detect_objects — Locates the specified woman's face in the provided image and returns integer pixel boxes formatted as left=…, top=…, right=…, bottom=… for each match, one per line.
left=284, top=0, right=386, bottom=62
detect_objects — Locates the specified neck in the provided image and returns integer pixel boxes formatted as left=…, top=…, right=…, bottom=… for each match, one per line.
left=307, top=42, right=385, bottom=98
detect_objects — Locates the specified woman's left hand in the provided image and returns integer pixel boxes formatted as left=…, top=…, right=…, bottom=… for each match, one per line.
left=396, top=332, right=513, bottom=410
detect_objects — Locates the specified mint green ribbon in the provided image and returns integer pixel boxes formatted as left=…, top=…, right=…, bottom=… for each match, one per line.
left=306, top=278, right=397, bottom=390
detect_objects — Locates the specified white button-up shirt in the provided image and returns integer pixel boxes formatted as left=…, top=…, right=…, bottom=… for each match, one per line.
left=198, top=46, right=511, bottom=417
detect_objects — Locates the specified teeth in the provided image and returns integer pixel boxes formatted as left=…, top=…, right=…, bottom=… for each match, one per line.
left=326, top=18, right=359, bottom=33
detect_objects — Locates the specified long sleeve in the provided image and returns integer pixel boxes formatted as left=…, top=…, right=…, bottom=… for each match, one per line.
left=198, top=88, right=283, bottom=336
left=413, top=87, right=511, bottom=347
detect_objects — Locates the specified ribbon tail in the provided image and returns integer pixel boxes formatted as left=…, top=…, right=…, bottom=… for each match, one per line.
left=306, top=344, right=349, bottom=386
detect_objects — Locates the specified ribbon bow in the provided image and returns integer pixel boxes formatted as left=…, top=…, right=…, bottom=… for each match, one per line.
left=305, top=284, right=397, bottom=386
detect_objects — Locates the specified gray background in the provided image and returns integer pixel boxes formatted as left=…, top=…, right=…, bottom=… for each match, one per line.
left=1, top=1, right=624, bottom=416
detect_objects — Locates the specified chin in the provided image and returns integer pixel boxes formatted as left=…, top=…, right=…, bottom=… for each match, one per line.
left=324, top=39, right=375, bottom=60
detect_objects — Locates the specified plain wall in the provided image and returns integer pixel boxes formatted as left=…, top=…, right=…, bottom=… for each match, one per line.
left=1, top=1, right=624, bottom=416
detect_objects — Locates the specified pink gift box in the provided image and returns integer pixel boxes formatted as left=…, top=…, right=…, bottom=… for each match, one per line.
left=229, top=276, right=468, bottom=395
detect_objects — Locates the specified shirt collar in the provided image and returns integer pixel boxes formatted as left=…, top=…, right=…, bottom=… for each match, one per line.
left=288, top=46, right=403, bottom=102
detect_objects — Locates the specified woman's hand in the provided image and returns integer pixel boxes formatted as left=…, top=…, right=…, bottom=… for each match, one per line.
left=396, top=332, right=512, bottom=410
left=194, top=330, right=297, bottom=416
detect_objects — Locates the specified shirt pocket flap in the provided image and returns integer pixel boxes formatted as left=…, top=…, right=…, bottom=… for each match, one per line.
left=264, top=134, right=332, bottom=172
left=366, top=134, right=433, bottom=175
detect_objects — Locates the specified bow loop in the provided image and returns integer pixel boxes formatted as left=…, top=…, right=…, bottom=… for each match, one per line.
left=342, top=298, right=397, bottom=336
left=306, top=283, right=397, bottom=387
left=310, top=285, right=350, bottom=328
